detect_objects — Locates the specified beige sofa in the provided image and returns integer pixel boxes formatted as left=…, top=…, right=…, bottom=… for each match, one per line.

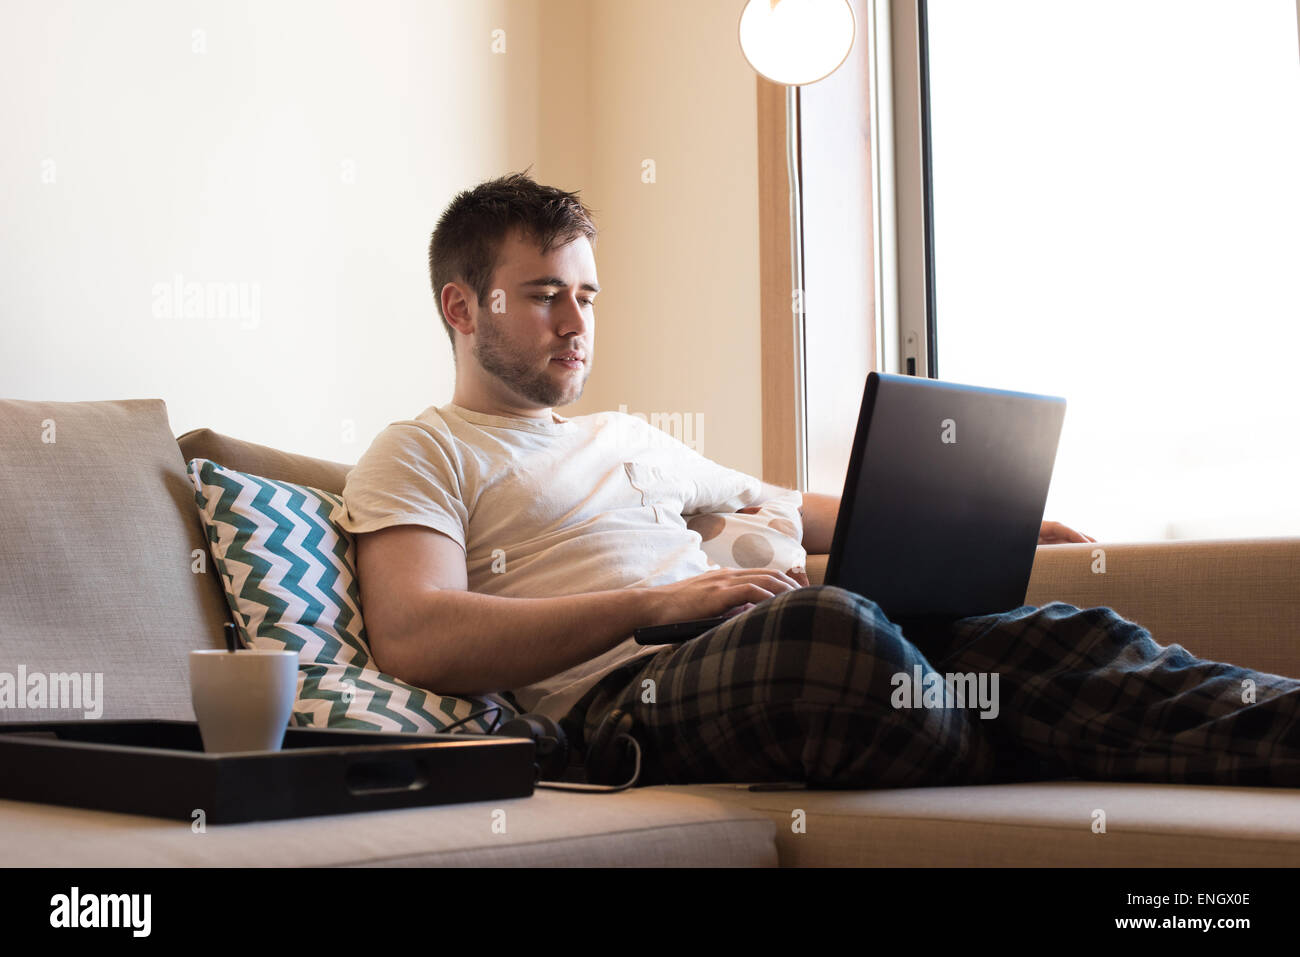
left=2, top=397, right=1298, bottom=866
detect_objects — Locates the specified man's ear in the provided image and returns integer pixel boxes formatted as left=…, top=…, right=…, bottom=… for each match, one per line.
left=442, top=282, right=477, bottom=339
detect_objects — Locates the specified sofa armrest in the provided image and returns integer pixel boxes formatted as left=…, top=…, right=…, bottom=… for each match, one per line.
left=1025, top=538, right=1300, bottom=678
left=806, top=553, right=829, bottom=587
left=805, top=540, right=1300, bottom=679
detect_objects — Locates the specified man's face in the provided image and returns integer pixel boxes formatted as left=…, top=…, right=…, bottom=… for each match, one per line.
left=467, top=228, right=597, bottom=410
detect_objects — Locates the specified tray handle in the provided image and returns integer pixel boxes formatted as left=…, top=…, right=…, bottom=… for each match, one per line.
left=344, top=757, right=430, bottom=796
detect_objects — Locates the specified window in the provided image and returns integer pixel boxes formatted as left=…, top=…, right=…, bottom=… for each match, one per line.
left=913, top=0, right=1300, bottom=540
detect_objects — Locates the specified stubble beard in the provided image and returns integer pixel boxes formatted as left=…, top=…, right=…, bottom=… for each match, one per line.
left=472, top=313, right=588, bottom=409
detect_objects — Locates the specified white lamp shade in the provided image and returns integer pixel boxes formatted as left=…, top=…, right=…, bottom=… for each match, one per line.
left=738, top=0, right=856, bottom=86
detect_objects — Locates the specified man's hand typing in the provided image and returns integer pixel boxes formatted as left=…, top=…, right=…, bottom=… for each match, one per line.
left=1039, top=521, right=1095, bottom=544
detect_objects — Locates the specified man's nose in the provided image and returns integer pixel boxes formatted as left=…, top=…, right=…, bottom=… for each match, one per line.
left=555, top=294, right=592, bottom=336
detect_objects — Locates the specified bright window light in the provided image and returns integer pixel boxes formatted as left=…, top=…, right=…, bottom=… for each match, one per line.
left=926, top=0, right=1300, bottom=541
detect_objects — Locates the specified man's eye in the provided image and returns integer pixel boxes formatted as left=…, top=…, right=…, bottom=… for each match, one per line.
left=534, top=294, right=595, bottom=307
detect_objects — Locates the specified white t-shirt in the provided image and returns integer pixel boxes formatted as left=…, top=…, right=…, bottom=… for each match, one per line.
left=330, top=402, right=802, bottom=723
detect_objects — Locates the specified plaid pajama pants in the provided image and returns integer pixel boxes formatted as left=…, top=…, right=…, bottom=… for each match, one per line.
left=562, top=584, right=1300, bottom=789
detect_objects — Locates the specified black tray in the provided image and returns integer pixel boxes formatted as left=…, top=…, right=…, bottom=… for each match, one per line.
left=0, top=720, right=535, bottom=824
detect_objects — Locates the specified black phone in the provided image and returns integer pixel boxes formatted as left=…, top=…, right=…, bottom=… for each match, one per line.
left=633, top=616, right=730, bottom=645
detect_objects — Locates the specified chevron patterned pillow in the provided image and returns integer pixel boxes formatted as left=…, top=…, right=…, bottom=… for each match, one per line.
left=186, top=457, right=517, bottom=734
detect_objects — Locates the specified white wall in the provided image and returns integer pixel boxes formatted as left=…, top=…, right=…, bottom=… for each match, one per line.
left=557, top=0, right=764, bottom=477
left=1, top=0, right=767, bottom=477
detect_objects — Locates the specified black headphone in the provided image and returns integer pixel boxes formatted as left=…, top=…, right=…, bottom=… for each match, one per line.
left=495, top=708, right=643, bottom=792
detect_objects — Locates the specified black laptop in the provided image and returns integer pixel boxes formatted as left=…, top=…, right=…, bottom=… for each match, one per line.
left=634, top=371, right=1066, bottom=648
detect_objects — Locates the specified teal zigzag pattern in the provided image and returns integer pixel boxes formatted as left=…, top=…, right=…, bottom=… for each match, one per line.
left=187, top=457, right=517, bottom=734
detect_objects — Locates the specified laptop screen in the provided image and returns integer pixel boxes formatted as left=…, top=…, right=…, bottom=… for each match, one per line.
left=824, top=372, right=1066, bottom=620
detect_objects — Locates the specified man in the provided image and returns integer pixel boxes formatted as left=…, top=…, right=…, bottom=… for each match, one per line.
left=332, top=172, right=1300, bottom=789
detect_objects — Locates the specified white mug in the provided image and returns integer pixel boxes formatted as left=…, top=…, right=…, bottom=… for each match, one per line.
left=189, top=649, right=299, bottom=753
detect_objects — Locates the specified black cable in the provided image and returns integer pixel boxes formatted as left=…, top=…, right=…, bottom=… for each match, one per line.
left=435, top=707, right=643, bottom=792
left=436, top=704, right=506, bottom=735
left=535, top=736, right=642, bottom=793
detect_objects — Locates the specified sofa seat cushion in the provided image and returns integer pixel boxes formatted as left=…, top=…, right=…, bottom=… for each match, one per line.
left=651, top=781, right=1300, bottom=866
left=0, top=788, right=777, bottom=867
left=0, top=399, right=231, bottom=722
left=187, top=457, right=516, bottom=733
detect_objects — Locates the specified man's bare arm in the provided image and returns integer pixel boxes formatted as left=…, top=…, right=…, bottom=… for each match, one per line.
left=357, top=525, right=659, bottom=695
left=757, top=481, right=1097, bottom=550
left=757, top=480, right=839, bottom=554
left=357, top=524, right=802, bottom=696
left=798, top=493, right=839, bottom=554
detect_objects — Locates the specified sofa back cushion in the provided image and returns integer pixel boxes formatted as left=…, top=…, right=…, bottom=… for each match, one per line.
left=0, top=399, right=232, bottom=722
left=177, top=428, right=351, bottom=495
